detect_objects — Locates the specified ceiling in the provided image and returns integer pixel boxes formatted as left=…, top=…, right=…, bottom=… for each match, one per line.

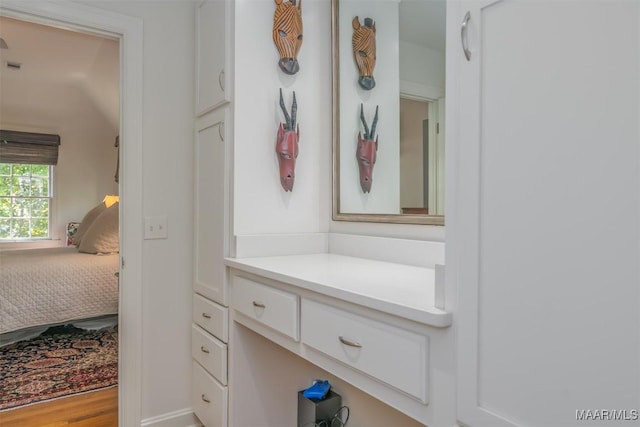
left=0, top=16, right=119, bottom=129
left=399, top=0, right=446, bottom=52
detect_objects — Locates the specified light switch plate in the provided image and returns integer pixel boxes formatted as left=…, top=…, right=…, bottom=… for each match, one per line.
left=144, top=215, right=168, bottom=239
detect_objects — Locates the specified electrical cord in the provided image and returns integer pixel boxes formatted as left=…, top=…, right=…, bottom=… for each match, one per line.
left=301, top=405, right=350, bottom=427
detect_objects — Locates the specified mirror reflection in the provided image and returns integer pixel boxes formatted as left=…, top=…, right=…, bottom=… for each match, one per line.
left=333, top=0, right=446, bottom=224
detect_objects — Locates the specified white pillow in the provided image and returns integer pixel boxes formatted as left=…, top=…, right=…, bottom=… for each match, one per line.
left=78, top=203, right=119, bottom=254
left=72, top=202, right=107, bottom=246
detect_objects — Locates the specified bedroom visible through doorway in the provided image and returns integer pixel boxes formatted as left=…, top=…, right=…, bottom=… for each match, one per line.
left=0, top=15, right=120, bottom=423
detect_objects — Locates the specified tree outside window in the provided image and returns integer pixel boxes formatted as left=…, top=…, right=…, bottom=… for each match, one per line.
left=0, top=163, right=51, bottom=239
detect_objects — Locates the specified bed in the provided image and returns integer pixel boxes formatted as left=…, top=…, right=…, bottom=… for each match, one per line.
left=0, top=200, right=121, bottom=346
left=0, top=246, right=119, bottom=346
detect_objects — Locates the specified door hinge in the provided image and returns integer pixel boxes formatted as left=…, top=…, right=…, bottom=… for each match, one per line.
left=121, top=257, right=125, bottom=269
left=437, top=123, right=440, bottom=134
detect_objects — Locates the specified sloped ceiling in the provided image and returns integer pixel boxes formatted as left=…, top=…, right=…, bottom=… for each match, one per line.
left=0, top=16, right=119, bottom=131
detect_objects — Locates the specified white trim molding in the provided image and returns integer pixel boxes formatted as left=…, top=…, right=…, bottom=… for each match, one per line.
left=141, top=408, right=201, bottom=427
left=400, top=79, right=445, bottom=102
left=0, top=3, right=144, bottom=426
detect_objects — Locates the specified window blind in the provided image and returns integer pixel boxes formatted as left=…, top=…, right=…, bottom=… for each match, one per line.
left=0, top=129, right=61, bottom=165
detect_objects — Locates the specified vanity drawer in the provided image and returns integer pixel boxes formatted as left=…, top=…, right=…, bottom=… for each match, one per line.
left=193, top=293, right=229, bottom=342
left=193, top=361, right=228, bottom=427
left=231, top=276, right=299, bottom=341
left=301, top=299, right=428, bottom=403
left=192, top=324, right=227, bottom=385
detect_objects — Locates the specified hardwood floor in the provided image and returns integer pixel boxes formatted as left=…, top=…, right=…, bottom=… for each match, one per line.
left=0, top=387, right=117, bottom=427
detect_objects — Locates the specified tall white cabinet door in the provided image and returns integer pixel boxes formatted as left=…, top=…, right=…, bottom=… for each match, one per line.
left=194, top=109, right=229, bottom=306
left=196, top=0, right=230, bottom=115
left=452, top=1, right=640, bottom=426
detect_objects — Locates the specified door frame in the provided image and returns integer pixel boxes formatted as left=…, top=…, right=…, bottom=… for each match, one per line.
left=0, top=2, right=144, bottom=426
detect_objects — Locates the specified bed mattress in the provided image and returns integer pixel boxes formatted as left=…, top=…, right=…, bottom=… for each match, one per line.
left=0, top=247, right=119, bottom=335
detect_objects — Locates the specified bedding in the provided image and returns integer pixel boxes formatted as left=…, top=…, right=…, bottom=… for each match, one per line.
left=0, top=246, right=119, bottom=336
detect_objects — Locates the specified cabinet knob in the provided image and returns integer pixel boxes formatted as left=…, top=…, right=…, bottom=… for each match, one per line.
left=200, top=346, right=210, bottom=354
left=252, top=301, right=266, bottom=309
left=202, top=312, right=212, bottom=319
left=339, top=336, right=362, bottom=348
left=201, top=394, right=211, bottom=403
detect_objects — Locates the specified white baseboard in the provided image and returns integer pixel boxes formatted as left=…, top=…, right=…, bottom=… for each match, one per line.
left=140, top=408, right=201, bottom=427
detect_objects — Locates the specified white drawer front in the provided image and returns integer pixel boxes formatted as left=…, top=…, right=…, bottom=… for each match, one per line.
left=193, top=361, right=228, bottom=427
left=192, top=324, right=227, bottom=385
left=193, top=293, right=229, bottom=343
left=301, top=299, right=428, bottom=403
left=231, top=276, right=299, bottom=341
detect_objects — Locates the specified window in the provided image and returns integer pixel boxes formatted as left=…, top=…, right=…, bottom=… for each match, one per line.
left=0, top=163, right=52, bottom=239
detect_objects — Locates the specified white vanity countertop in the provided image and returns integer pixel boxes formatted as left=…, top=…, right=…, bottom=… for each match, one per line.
left=225, top=253, right=452, bottom=328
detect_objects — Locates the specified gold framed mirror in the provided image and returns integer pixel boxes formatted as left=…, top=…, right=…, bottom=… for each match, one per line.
left=332, top=0, right=445, bottom=225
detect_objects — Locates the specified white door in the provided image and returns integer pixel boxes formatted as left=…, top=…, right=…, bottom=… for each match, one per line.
left=451, top=1, right=640, bottom=426
left=194, top=109, right=229, bottom=306
left=196, top=0, right=230, bottom=116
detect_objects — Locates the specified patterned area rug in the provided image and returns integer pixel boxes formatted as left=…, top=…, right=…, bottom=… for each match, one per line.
left=0, top=325, right=118, bottom=411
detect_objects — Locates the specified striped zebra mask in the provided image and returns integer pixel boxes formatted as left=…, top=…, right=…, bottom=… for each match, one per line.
left=273, top=0, right=303, bottom=75
left=276, top=89, right=300, bottom=192
left=357, top=104, right=379, bottom=193
left=352, top=16, right=377, bottom=90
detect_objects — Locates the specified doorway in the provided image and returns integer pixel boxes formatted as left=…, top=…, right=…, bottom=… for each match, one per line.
left=0, top=3, right=143, bottom=426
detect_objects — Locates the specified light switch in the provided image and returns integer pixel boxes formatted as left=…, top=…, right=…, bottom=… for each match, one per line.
left=144, top=215, right=168, bottom=239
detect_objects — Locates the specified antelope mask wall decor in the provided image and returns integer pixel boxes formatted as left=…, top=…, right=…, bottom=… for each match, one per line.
left=352, top=16, right=376, bottom=90
left=276, top=88, right=300, bottom=192
left=273, top=0, right=303, bottom=75
left=357, top=104, right=379, bottom=193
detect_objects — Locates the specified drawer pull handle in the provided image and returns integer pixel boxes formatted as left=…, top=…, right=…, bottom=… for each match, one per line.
left=252, top=301, right=266, bottom=308
left=201, top=394, right=211, bottom=403
left=200, top=346, right=210, bottom=354
left=339, top=336, right=362, bottom=348
left=202, top=312, right=212, bottom=319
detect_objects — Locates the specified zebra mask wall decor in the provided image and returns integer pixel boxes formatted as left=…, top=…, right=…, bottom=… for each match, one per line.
left=273, top=0, right=303, bottom=75
left=352, top=16, right=377, bottom=90
left=276, top=89, right=300, bottom=192
left=357, top=104, right=379, bottom=193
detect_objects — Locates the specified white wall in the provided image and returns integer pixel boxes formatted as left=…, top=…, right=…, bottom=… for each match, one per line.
left=339, top=0, right=400, bottom=214
left=232, top=0, right=444, bottom=241
left=78, top=1, right=196, bottom=422
left=233, top=0, right=332, bottom=236
left=399, top=40, right=445, bottom=97
left=1, top=78, right=118, bottom=243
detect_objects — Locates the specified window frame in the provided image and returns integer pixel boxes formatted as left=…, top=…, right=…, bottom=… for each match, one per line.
left=0, top=163, right=54, bottom=241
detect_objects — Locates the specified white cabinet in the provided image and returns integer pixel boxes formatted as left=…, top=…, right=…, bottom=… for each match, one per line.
left=226, top=254, right=451, bottom=426
left=301, top=299, right=428, bottom=403
left=193, top=294, right=229, bottom=342
left=193, top=107, right=230, bottom=426
left=193, top=361, right=228, bottom=427
left=196, top=0, right=230, bottom=115
left=231, top=276, right=299, bottom=341
left=451, top=2, right=640, bottom=426
left=194, top=108, right=229, bottom=306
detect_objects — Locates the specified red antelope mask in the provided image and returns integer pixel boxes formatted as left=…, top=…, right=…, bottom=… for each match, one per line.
left=276, top=89, right=300, bottom=192
left=273, top=0, right=303, bottom=75
left=357, top=104, right=378, bottom=193
left=352, top=16, right=376, bottom=90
